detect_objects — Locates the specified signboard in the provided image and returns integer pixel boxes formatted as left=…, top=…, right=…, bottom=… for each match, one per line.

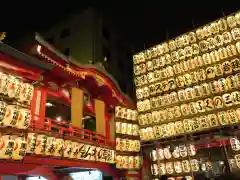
left=78, top=144, right=115, bottom=163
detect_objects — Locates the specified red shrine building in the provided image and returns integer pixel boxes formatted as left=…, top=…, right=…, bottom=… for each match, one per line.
left=0, top=33, right=140, bottom=180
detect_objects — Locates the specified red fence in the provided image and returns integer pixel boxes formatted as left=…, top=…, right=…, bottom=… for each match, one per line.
left=31, top=117, right=115, bottom=148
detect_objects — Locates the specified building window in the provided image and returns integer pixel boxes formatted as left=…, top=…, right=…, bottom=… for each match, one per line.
left=46, top=36, right=54, bottom=44
left=60, top=28, right=70, bottom=38
left=102, top=45, right=110, bottom=62
left=102, top=26, right=110, bottom=40
left=63, top=48, right=70, bottom=56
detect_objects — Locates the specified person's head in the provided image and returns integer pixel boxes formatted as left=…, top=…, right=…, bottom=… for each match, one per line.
left=181, top=178, right=186, bottom=180
left=159, top=175, right=168, bottom=180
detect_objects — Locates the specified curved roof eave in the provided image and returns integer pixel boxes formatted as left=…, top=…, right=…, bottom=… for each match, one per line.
left=35, top=33, right=135, bottom=108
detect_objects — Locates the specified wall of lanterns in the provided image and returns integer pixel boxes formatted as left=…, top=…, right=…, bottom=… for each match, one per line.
left=148, top=136, right=240, bottom=180
left=151, top=143, right=197, bottom=180
left=115, top=106, right=142, bottom=175
left=0, top=71, right=117, bottom=165
left=27, top=133, right=115, bottom=163
left=0, top=132, right=115, bottom=163
left=133, top=12, right=240, bottom=141
left=133, top=11, right=240, bottom=180
left=0, top=72, right=33, bottom=130
left=230, top=136, right=240, bottom=171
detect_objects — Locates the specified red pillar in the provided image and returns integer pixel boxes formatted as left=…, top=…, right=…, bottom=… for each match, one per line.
left=105, top=104, right=110, bottom=140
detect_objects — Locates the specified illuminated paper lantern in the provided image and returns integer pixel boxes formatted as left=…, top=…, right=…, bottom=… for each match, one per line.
left=7, top=76, right=21, bottom=99
left=19, top=83, right=34, bottom=105
left=121, top=139, right=127, bottom=152
left=12, top=136, right=27, bottom=160
left=151, top=164, right=159, bottom=175
left=128, top=156, right=134, bottom=169
left=182, top=160, right=191, bottom=172
left=172, top=146, right=180, bottom=159
left=122, top=156, right=129, bottom=169
left=121, top=123, right=127, bottom=134
left=121, top=108, right=127, bottom=119
left=0, top=73, right=9, bottom=95
left=179, top=144, right=188, bottom=157
left=134, top=140, right=140, bottom=152
left=116, top=138, right=121, bottom=151
left=159, top=163, right=166, bottom=175
left=0, top=135, right=15, bottom=159
left=129, top=140, right=134, bottom=152
left=55, top=138, right=64, bottom=157
left=126, top=109, right=132, bottom=120
left=70, top=142, right=80, bottom=159
left=190, top=159, right=199, bottom=172
left=115, top=122, right=121, bottom=134
left=235, top=154, right=240, bottom=168
left=107, top=149, right=115, bottom=164
left=26, top=133, right=37, bottom=153
left=127, top=124, right=132, bottom=135
left=163, top=146, right=172, bottom=159
left=174, top=161, right=183, bottom=174
left=2, top=105, right=19, bottom=127
left=230, top=137, right=240, bottom=151
left=166, top=161, right=174, bottom=174
left=134, top=156, right=141, bottom=169
left=157, top=148, right=165, bottom=160
left=124, top=156, right=130, bottom=169
left=132, top=110, right=138, bottom=121
left=45, top=136, right=56, bottom=156
left=132, top=124, right=139, bottom=136
left=35, top=134, right=47, bottom=155
left=0, top=101, right=7, bottom=125
left=187, top=144, right=196, bottom=156
left=15, top=108, right=31, bottom=129
left=116, top=155, right=122, bottom=168
left=88, top=145, right=97, bottom=161
left=151, top=150, right=157, bottom=161
left=63, top=140, right=73, bottom=158
left=115, top=106, right=122, bottom=118
left=78, top=144, right=91, bottom=160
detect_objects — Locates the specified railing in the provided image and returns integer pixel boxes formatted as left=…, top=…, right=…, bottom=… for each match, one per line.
left=31, top=117, right=115, bottom=148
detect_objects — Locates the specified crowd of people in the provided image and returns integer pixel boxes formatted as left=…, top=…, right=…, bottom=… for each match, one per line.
left=159, top=173, right=240, bottom=180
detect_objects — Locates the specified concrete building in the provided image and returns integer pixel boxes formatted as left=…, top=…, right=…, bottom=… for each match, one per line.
left=39, top=7, right=135, bottom=99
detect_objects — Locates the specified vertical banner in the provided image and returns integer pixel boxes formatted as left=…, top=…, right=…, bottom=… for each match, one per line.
left=94, top=99, right=106, bottom=136
left=31, top=87, right=46, bottom=129
left=71, top=88, right=83, bottom=128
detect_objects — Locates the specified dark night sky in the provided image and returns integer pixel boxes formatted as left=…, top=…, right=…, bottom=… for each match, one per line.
left=2, top=1, right=240, bottom=52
